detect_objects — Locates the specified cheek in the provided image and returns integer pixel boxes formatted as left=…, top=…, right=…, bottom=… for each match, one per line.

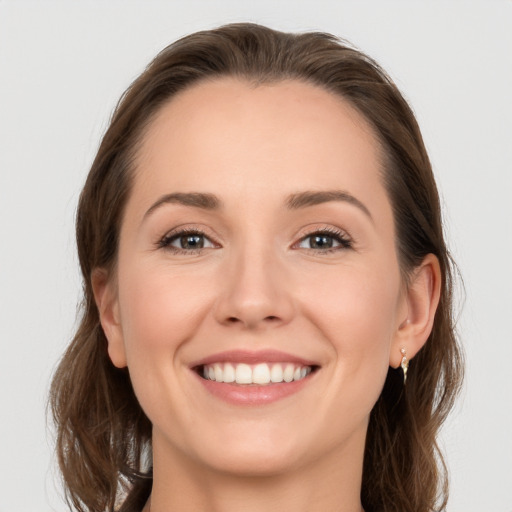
left=300, top=259, right=401, bottom=403
left=305, top=261, right=400, bottom=348
left=114, top=261, right=217, bottom=433
left=117, top=262, right=213, bottom=361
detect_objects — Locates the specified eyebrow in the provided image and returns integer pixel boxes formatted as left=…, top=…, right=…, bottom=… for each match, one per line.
left=143, top=189, right=372, bottom=222
left=144, top=192, right=221, bottom=219
left=285, top=190, right=373, bottom=221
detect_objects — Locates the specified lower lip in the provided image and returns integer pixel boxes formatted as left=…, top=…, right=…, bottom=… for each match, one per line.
left=194, top=372, right=314, bottom=405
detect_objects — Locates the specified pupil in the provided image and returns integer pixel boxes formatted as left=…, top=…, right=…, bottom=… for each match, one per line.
left=312, top=235, right=333, bottom=248
left=181, top=234, right=203, bottom=249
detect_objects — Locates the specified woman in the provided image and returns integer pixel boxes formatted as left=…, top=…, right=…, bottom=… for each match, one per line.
left=50, top=23, right=463, bottom=512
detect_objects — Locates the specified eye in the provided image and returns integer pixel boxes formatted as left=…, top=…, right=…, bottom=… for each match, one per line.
left=296, top=229, right=352, bottom=252
left=159, top=229, right=216, bottom=253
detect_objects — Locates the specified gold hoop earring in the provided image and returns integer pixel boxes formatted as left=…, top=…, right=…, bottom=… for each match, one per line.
left=400, top=348, right=409, bottom=384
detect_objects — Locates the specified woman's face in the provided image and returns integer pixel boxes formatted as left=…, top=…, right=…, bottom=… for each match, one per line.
left=100, top=78, right=409, bottom=476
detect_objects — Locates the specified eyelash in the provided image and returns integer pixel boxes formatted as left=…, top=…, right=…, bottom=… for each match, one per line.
left=295, top=227, right=352, bottom=254
left=158, top=227, right=352, bottom=255
left=158, top=228, right=217, bottom=255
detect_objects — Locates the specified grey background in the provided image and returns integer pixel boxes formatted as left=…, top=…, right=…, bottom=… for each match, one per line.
left=0, top=1, right=511, bottom=510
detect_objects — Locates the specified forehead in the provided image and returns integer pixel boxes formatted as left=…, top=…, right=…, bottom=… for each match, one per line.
left=133, top=77, right=388, bottom=214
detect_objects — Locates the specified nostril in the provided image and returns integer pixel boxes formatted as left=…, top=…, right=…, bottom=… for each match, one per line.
left=222, top=314, right=283, bottom=327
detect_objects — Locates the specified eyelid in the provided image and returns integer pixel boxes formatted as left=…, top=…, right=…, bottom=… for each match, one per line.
left=295, top=224, right=352, bottom=239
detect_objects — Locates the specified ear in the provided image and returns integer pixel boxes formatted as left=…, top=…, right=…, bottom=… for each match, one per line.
left=91, top=268, right=127, bottom=368
left=390, top=254, right=441, bottom=368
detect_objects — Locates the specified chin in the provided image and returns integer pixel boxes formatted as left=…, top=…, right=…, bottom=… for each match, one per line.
left=183, top=422, right=310, bottom=477
left=202, top=446, right=303, bottom=478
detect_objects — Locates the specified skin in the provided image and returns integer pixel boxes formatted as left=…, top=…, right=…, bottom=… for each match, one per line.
left=94, top=78, right=441, bottom=512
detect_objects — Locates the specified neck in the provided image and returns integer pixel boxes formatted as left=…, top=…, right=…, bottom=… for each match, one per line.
left=146, top=429, right=366, bottom=512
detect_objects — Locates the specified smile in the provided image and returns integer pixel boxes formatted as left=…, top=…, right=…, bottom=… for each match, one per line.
left=190, top=350, right=320, bottom=405
left=201, top=362, right=313, bottom=385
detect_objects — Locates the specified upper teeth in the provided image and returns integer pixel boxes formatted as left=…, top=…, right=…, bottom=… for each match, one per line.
left=202, top=362, right=312, bottom=385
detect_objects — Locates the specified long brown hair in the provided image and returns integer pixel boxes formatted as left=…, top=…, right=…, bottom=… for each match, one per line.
left=49, top=23, right=463, bottom=512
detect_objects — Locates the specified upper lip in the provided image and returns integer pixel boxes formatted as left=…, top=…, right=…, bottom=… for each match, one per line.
left=189, top=350, right=319, bottom=368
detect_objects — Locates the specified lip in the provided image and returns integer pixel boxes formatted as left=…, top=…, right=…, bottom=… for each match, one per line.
left=189, top=349, right=319, bottom=367
left=189, top=350, right=320, bottom=406
left=195, top=376, right=314, bottom=405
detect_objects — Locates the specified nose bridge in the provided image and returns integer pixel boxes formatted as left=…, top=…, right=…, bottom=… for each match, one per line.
left=213, top=231, right=294, bottom=328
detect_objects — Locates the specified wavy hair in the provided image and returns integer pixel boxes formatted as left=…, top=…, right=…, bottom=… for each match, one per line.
left=49, top=23, right=463, bottom=512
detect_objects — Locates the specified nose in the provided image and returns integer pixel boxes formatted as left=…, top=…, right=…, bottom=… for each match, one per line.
left=212, top=243, right=295, bottom=330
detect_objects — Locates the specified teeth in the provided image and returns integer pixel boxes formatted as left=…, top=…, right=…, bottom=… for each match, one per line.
left=214, top=363, right=223, bottom=382
left=235, top=363, right=252, bottom=384
left=270, top=364, right=283, bottom=383
left=223, top=363, right=235, bottom=383
left=283, top=364, right=294, bottom=382
left=201, top=362, right=312, bottom=385
left=253, top=363, right=271, bottom=384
